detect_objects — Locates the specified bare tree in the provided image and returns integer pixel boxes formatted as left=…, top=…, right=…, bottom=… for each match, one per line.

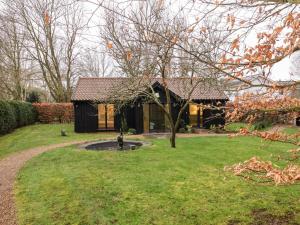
left=6, top=0, right=85, bottom=102
left=101, top=1, right=224, bottom=148
left=0, top=12, right=34, bottom=100
left=79, top=49, right=114, bottom=77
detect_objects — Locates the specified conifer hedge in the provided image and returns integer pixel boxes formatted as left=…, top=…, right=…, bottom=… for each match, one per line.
left=0, top=100, right=36, bottom=135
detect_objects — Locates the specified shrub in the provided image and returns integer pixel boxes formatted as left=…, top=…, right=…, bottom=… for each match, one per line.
left=26, top=91, right=41, bottom=103
left=8, top=101, right=36, bottom=127
left=33, top=103, right=74, bottom=123
left=191, top=127, right=197, bottom=133
left=186, top=125, right=192, bottom=133
left=253, top=120, right=272, bottom=131
left=0, top=100, right=17, bottom=135
left=210, top=124, right=224, bottom=133
left=127, top=128, right=137, bottom=135
left=178, top=127, right=187, bottom=133
left=0, top=100, right=36, bottom=135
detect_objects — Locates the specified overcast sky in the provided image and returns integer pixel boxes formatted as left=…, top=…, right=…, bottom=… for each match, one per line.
left=83, top=0, right=299, bottom=81
left=271, top=51, right=300, bottom=81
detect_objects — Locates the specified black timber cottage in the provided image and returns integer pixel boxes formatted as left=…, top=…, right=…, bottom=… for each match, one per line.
left=71, top=77, right=229, bottom=133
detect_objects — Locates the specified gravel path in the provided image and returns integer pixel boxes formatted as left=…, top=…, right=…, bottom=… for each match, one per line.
left=0, top=140, right=87, bottom=225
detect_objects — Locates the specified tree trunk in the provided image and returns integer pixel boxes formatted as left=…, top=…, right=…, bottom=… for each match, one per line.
left=170, top=127, right=176, bottom=148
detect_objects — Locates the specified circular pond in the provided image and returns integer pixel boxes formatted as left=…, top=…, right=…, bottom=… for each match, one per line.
left=82, top=140, right=143, bottom=151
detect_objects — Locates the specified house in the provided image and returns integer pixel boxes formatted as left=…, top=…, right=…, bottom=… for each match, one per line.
left=71, top=77, right=229, bottom=133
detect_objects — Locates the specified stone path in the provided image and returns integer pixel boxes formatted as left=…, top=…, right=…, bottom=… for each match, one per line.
left=0, top=141, right=86, bottom=225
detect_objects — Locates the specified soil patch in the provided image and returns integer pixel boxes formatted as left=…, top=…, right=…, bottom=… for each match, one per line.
left=250, top=208, right=299, bottom=225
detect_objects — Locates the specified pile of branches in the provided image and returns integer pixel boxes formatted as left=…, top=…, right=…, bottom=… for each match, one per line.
left=225, top=157, right=300, bottom=185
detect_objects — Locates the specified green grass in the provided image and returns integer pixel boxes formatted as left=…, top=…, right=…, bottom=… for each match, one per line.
left=16, top=136, right=300, bottom=225
left=225, top=122, right=254, bottom=132
left=0, top=123, right=114, bottom=159
left=282, top=126, right=300, bottom=135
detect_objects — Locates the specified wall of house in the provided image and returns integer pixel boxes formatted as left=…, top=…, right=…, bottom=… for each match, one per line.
left=73, top=99, right=227, bottom=133
left=73, top=101, right=98, bottom=132
left=185, top=99, right=227, bottom=129
left=119, top=103, right=143, bottom=134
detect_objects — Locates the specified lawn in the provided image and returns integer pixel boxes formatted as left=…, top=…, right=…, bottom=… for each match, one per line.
left=15, top=136, right=300, bottom=225
left=0, top=123, right=114, bottom=159
left=282, top=126, right=300, bottom=135
left=225, top=122, right=254, bottom=132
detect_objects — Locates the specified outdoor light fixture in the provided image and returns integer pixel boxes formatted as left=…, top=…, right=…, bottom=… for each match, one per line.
left=155, top=92, right=160, bottom=98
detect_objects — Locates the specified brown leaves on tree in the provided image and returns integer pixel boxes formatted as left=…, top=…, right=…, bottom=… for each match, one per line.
left=227, top=94, right=300, bottom=124
left=200, top=26, right=207, bottom=33
left=171, top=36, right=178, bottom=44
left=222, top=11, right=300, bottom=81
left=254, top=130, right=299, bottom=145
left=126, top=51, right=132, bottom=61
left=231, top=38, right=240, bottom=51
left=106, top=41, right=113, bottom=49
left=44, top=11, right=50, bottom=25
left=227, top=14, right=236, bottom=28
left=225, top=157, right=300, bottom=185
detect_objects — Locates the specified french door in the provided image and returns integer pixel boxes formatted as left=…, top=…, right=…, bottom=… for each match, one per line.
left=149, top=104, right=165, bottom=132
left=189, top=103, right=203, bottom=127
left=98, top=104, right=115, bottom=130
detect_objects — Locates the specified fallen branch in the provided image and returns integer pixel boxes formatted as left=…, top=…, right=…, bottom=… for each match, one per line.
left=225, top=157, right=300, bottom=185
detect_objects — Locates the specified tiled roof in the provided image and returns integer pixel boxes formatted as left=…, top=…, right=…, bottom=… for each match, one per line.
left=71, top=77, right=228, bottom=101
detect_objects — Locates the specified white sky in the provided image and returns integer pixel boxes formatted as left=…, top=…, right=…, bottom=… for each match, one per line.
left=82, top=0, right=300, bottom=82
left=271, top=51, right=300, bottom=81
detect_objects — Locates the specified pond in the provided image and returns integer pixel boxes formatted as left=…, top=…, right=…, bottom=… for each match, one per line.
left=82, top=140, right=143, bottom=151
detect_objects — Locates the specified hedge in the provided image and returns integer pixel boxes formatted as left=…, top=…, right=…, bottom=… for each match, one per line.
left=33, top=103, right=74, bottom=123
left=0, top=100, right=36, bottom=135
left=9, top=101, right=36, bottom=127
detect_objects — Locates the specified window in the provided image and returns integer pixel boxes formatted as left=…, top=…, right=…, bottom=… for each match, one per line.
left=189, top=104, right=198, bottom=127
left=149, top=103, right=165, bottom=132
left=98, top=104, right=115, bottom=129
left=106, top=104, right=114, bottom=129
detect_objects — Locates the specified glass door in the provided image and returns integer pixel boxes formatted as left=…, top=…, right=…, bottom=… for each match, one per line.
left=189, top=104, right=199, bottom=127
left=98, top=104, right=106, bottom=129
left=149, top=104, right=165, bottom=132
left=106, top=104, right=114, bottom=129
left=98, top=104, right=115, bottom=130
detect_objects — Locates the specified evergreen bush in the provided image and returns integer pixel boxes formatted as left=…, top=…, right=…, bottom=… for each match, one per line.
left=0, top=100, right=17, bottom=135
left=0, top=100, right=36, bottom=135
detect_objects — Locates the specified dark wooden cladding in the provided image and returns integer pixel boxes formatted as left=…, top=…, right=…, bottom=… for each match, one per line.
left=74, top=101, right=98, bottom=132
left=115, top=103, right=143, bottom=133
left=73, top=98, right=227, bottom=133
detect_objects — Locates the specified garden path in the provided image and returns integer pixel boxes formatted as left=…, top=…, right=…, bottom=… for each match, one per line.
left=0, top=141, right=86, bottom=225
